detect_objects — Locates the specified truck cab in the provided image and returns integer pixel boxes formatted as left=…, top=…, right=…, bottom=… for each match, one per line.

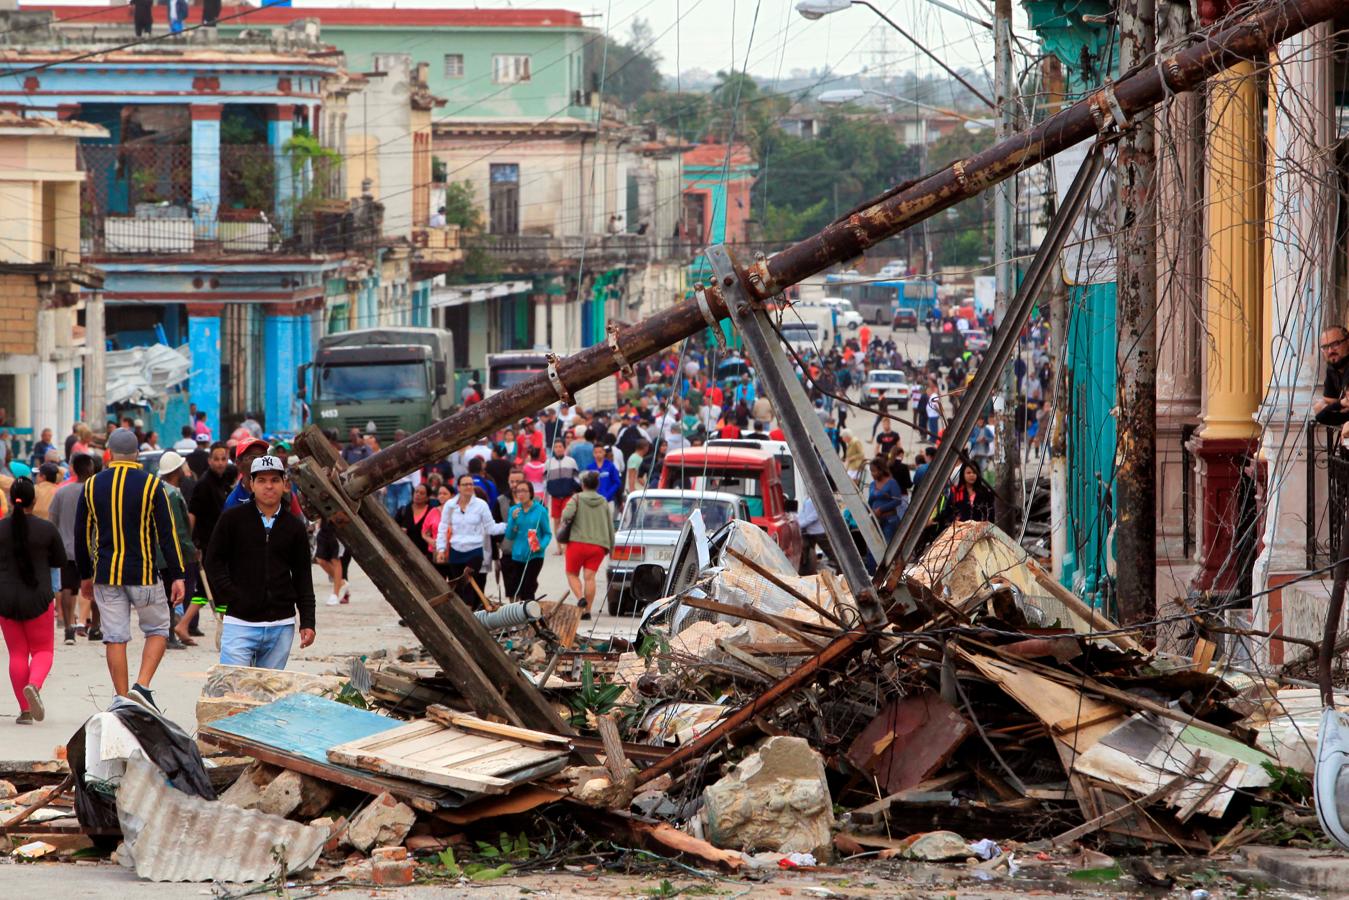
left=486, top=349, right=617, bottom=412
left=302, top=327, right=454, bottom=438
left=658, top=446, right=802, bottom=569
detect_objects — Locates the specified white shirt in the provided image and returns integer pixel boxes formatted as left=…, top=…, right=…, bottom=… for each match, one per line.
left=435, top=495, right=505, bottom=553
left=463, top=444, right=491, bottom=466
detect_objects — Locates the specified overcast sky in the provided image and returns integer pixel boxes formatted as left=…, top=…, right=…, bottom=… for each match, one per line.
left=297, top=0, right=1022, bottom=83
left=39, top=0, right=1027, bottom=83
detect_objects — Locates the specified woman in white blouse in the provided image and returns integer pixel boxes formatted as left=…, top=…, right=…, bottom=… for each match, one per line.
left=435, top=474, right=505, bottom=599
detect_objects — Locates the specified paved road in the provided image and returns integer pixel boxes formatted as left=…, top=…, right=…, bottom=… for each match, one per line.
left=2, top=322, right=925, bottom=756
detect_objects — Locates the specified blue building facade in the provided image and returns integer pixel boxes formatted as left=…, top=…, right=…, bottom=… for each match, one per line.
left=1022, top=0, right=1118, bottom=604
left=0, top=15, right=350, bottom=437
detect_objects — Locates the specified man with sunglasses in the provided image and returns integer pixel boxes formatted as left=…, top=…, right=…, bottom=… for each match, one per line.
left=1315, top=326, right=1349, bottom=427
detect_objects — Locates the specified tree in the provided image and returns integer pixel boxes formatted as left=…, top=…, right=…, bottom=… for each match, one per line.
left=591, top=19, right=665, bottom=108
left=754, top=110, right=922, bottom=243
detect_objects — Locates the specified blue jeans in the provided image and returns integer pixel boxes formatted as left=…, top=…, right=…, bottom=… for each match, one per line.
left=220, top=622, right=295, bottom=669
left=384, top=481, right=412, bottom=517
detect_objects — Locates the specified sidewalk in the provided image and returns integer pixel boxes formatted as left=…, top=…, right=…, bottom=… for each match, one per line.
left=2, top=551, right=636, bottom=759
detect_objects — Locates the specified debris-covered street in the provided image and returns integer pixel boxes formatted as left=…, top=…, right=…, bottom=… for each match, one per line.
left=7, top=0, right=1349, bottom=895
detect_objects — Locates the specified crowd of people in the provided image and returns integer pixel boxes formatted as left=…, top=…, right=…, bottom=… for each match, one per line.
left=0, top=298, right=1055, bottom=725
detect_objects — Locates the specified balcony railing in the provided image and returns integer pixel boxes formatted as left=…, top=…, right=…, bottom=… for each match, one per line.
left=1306, top=422, right=1349, bottom=569
left=83, top=206, right=375, bottom=257
left=461, top=232, right=694, bottom=268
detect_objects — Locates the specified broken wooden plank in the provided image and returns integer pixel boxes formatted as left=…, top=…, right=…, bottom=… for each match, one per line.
left=1049, top=768, right=1197, bottom=847
left=425, top=705, right=571, bottom=748
left=844, top=691, right=972, bottom=795
left=539, top=600, right=581, bottom=649
left=1176, top=758, right=1239, bottom=824
left=676, top=593, right=830, bottom=647
left=716, top=638, right=788, bottom=679
left=293, top=438, right=583, bottom=750
left=722, top=545, right=848, bottom=627
left=327, top=719, right=567, bottom=794
left=0, top=776, right=72, bottom=829
left=850, top=772, right=967, bottom=825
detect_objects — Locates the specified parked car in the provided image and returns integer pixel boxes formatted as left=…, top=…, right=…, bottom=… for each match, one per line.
left=863, top=369, right=910, bottom=409
left=659, top=446, right=801, bottom=569
left=964, top=328, right=990, bottom=352
left=892, top=308, right=919, bottom=331
left=606, top=489, right=749, bottom=615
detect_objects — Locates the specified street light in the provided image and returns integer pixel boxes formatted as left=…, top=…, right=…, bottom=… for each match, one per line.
left=794, top=0, right=995, bottom=109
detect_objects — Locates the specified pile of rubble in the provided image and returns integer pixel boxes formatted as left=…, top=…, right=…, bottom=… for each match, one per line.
left=0, top=520, right=1340, bottom=889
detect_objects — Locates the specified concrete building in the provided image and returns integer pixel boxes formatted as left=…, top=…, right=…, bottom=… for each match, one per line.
left=0, top=112, right=105, bottom=449
left=13, top=7, right=461, bottom=436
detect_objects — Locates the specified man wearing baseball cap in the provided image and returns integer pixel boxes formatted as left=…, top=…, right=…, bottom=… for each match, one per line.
left=74, top=428, right=185, bottom=711
left=204, top=454, right=315, bottom=669
left=222, top=436, right=269, bottom=510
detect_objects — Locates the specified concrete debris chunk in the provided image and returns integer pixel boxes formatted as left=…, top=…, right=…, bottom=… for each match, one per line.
left=906, top=830, right=974, bottom=861
left=701, top=736, right=835, bottom=859
left=346, top=791, right=416, bottom=852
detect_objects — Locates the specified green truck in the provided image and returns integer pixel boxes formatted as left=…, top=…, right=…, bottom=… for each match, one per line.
left=300, top=327, right=456, bottom=439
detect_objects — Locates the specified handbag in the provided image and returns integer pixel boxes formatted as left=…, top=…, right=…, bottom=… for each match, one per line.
left=556, top=501, right=575, bottom=544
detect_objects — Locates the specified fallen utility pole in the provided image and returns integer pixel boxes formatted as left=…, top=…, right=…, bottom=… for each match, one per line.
left=1115, top=0, right=1159, bottom=628
left=340, top=0, right=1337, bottom=506
left=290, top=0, right=1341, bottom=749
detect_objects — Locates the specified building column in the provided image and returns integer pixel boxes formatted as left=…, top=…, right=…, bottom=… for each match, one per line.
left=83, top=292, right=106, bottom=426
left=1189, top=60, right=1264, bottom=594
left=268, top=105, right=295, bottom=234
left=1154, top=0, right=1202, bottom=566
left=32, top=307, right=59, bottom=438
left=1251, top=23, right=1334, bottom=664
left=263, top=305, right=300, bottom=434
left=187, top=303, right=222, bottom=436
left=190, top=105, right=221, bottom=240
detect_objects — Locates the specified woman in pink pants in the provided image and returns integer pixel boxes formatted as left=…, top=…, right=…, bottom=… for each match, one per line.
left=0, top=477, right=67, bottom=724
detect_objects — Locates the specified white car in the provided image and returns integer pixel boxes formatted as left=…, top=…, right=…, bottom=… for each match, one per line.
left=964, top=329, right=990, bottom=352
left=819, top=297, right=864, bottom=330
left=863, top=369, right=910, bottom=409
left=877, top=260, right=907, bottom=278
left=606, top=489, right=750, bottom=615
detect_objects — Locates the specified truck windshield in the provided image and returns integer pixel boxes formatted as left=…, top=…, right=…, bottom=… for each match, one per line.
left=622, top=497, right=738, bottom=532
left=490, top=365, right=546, bottom=390
left=318, top=363, right=426, bottom=403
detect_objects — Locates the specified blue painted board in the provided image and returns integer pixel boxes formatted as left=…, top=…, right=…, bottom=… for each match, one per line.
left=207, top=692, right=401, bottom=766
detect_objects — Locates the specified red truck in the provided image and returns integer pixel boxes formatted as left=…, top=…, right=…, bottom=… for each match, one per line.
left=658, top=446, right=802, bottom=569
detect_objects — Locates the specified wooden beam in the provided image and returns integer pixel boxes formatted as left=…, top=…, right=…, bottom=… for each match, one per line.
left=1049, top=764, right=1202, bottom=847
left=292, top=437, right=584, bottom=756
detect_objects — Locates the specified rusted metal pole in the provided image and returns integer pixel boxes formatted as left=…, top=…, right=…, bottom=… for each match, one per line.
left=1115, top=0, right=1158, bottom=628
left=992, top=0, right=1019, bottom=534
left=342, top=0, right=1340, bottom=501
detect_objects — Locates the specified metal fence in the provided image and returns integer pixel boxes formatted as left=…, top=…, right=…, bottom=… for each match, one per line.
left=1306, top=422, right=1349, bottom=569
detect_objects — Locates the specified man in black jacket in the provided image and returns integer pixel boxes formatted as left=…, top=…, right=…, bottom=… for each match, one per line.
left=204, top=455, right=315, bottom=669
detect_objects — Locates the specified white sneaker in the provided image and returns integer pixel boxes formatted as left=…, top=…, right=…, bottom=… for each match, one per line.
left=326, top=593, right=340, bottom=606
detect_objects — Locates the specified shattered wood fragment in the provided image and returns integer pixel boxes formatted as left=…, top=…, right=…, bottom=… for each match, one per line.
left=432, top=786, right=561, bottom=825
left=849, top=772, right=968, bottom=826
left=844, top=691, right=972, bottom=795
left=677, top=594, right=831, bottom=647
left=1048, top=768, right=1196, bottom=847
left=539, top=601, right=581, bottom=649
left=424, top=705, right=572, bottom=748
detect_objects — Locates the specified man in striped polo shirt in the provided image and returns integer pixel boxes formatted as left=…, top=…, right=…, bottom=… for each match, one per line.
left=75, top=428, right=185, bottom=712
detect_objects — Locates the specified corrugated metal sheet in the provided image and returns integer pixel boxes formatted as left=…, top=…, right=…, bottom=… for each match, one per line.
left=104, top=343, right=191, bottom=407
left=116, top=757, right=327, bottom=882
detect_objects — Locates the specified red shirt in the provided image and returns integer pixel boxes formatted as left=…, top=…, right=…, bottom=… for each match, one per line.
left=720, top=423, right=741, bottom=439
left=705, top=385, right=724, bottom=407
left=769, top=428, right=785, bottom=441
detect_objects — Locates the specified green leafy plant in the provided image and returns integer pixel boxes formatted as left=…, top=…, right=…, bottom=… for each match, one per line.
left=567, top=660, right=626, bottom=727
left=1261, top=761, right=1312, bottom=802
left=331, top=681, right=370, bottom=709
left=475, top=831, right=532, bottom=861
